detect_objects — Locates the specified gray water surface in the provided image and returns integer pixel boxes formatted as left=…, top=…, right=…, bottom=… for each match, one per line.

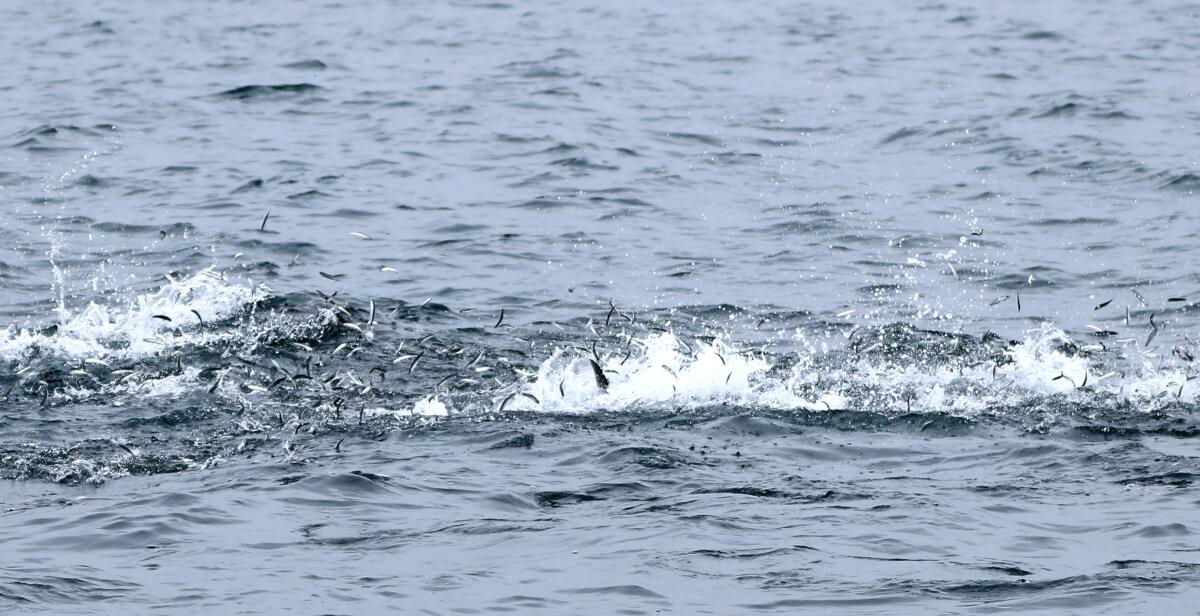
left=2, top=0, right=1199, bottom=613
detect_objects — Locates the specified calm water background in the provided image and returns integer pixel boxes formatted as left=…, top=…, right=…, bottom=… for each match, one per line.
left=1, top=0, right=1199, bottom=613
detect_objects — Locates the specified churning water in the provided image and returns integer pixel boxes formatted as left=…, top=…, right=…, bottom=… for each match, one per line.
left=2, top=0, right=1199, bottom=613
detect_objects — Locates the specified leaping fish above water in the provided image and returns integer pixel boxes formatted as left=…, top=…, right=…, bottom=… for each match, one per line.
left=589, top=359, right=609, bottom=392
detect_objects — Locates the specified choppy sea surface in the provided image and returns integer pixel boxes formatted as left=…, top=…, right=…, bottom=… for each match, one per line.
left=2, top=0, right=1200, bottom=613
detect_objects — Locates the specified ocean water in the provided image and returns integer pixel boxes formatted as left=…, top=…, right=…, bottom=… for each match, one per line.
left=2, top=0, right=1199, bottom=613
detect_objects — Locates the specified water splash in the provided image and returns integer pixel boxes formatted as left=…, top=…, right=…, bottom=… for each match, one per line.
left=0, top=268, right=269, bottom=360
left=516, top=332, right=776, bottom=413
left=515, top=324, right=1197, bottom=417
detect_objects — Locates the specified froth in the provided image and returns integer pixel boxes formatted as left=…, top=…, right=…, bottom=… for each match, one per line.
left=519, top=332, right=777, bottom=413
left=514, top=325, right=1196, bottom=416
left=0, top=268, right=268, bottom=360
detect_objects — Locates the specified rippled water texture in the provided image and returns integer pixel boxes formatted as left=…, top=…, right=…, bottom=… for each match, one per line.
left=2, top=0, right=1199, bottom=613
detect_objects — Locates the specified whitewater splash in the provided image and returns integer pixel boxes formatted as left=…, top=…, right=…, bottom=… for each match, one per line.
left=0, top=268, right=269, bottom=360
left=363, top=397, right=451, bottom=419
left=1, top=267, right=1197, bottom=488
left=1, top=267, right=1195, bottom=428
left=519, top=333, right=774, bottom=413
left=513, top=325, right=1197, bottom=417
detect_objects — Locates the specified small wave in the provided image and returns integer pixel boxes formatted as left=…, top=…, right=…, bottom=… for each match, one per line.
left=282, top=60, right=327, bottom=70
left=1159, top=173, right=1200, bottom=192
left=214, top=83, right=323, bottom=100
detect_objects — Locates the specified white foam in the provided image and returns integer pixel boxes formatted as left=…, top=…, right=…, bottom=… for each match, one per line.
left=412, top=397, right=450, bottom=417
left=363, top=396, right=451, bottom=419
left=514, top=325, right=1196, bottom=416
left=0, top=268, right=268, bottom=360
left=517, top=332, right=789, bottom=413
left=49, top=367, right=206, bottom=407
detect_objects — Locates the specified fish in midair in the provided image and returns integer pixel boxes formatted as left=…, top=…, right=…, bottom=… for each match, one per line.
left=589, top=359, right=609, bottom=392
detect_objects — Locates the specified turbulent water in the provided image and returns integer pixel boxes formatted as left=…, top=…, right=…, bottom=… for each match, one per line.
left=2, top=0, right=1199, bottom=613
